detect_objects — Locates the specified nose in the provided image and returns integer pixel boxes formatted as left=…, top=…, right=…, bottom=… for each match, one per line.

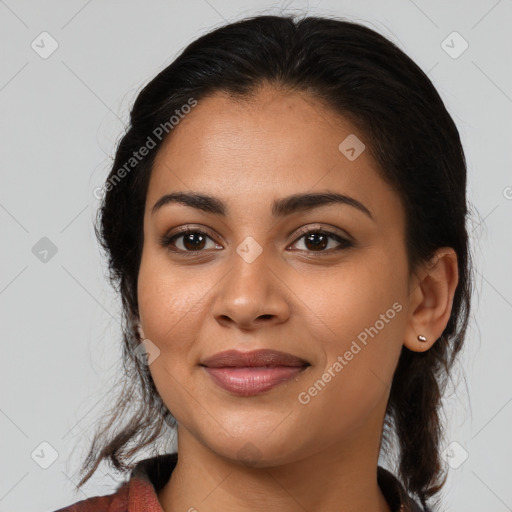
left=211, top=247, right=290, bottom=331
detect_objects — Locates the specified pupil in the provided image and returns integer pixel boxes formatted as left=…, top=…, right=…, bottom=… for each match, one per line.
left=306, top=233, right=327, bottom=251
left=184, top=233, right=205, bottom=250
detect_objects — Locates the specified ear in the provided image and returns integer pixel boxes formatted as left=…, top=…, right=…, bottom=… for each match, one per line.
left=404, top=248, right=459, bottom=352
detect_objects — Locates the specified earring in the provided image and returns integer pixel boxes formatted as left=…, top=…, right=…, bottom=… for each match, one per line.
left=417, top=335, right=427, bottom=342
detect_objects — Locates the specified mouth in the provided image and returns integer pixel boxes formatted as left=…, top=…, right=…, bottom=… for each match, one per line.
left=199, top=349, right=311, bottom=396
left=200, top=348, right=310, bottom=368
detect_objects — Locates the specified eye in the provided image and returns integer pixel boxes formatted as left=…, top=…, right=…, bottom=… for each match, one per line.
left=289, top=228, right=353, bottom=253
left=159, top=228, right=222, bottom=253
left=159, top=226, right=353, bottom=256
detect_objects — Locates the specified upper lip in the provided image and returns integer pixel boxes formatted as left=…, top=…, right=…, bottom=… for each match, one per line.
left=200, top=349, right=310, bottom=368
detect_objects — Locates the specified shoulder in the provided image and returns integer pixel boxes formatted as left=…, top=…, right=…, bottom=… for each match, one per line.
left=51, top=481, right=129, bottom=512
left=50, top=453, right=178, bottom=512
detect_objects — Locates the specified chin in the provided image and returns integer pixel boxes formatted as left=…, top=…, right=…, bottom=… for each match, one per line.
left=201, top=429, right=307, bottom=468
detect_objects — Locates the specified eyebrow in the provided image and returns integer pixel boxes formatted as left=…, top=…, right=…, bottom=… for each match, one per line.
left=151, top=191, right=374, bottom=220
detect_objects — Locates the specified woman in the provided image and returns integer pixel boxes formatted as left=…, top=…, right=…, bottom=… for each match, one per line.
left=55, top=13, right=472, bottom=512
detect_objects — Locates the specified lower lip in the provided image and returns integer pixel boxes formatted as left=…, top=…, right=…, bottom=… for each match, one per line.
left=203, top=365, right=308, bottom=396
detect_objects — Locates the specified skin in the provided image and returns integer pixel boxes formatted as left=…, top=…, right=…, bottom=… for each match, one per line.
left=136, top=84, right=459, bottom=512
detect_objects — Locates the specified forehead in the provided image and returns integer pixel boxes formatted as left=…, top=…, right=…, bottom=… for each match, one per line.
left=152, top=86, right=354, bottom=182
left=148, top=86, right=402, bottom=226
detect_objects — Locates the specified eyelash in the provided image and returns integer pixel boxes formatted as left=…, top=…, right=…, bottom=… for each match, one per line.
left=159, top=226, right=353, bottom=256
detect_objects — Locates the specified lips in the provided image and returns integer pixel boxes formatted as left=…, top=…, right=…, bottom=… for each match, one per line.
left=200, top=349, right=310, bottom=368
left=200, top=349, right=310, bottom=396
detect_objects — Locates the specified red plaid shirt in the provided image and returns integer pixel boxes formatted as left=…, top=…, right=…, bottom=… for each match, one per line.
left=52, top=453, right=427, bottom=512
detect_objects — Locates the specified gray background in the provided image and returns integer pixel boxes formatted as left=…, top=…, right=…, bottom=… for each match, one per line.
left=1, top=1, right=511, bottom=511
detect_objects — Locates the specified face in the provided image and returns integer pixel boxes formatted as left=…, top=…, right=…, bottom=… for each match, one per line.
left=137, top=85, right=413, bottom=466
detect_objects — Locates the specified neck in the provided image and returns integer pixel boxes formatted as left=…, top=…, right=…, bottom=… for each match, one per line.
left=157, top=411, right=392, bottom=512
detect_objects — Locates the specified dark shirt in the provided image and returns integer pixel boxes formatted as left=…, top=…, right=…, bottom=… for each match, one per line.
left=52, top=453, right=428, bottom=512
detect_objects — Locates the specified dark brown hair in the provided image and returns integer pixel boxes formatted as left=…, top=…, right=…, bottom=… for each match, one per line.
left=76, top=14, right=472, bottom=511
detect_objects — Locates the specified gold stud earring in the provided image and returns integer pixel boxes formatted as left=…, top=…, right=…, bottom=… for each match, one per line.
left=417, top=335, right=427, bottom=342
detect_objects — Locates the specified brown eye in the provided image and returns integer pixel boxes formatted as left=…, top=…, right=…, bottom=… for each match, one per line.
left=160, top=229, right=221, bottom=253
left=303, top=232, right=329, bottom=251
left=179, top=232, right=207, bottom=251
left=291, top=230, right=353, bottom=253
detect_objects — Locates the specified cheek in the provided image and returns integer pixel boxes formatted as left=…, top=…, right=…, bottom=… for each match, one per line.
left=136, top=250, right=207, bottom=424
left=293, top=248, right=408, bottom=405
left=280, top=270, right=407, bottom=452
left=293, top=248, right=407, bottom=344
left=138, top=244, right=206, bottom=336
left=136, top=248, right=209, bottom=384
